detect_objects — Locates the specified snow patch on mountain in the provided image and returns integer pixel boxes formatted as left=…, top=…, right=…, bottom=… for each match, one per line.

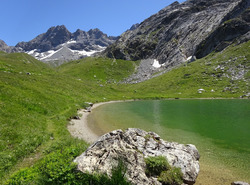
left=152, top=59, right=161, bottom=68
left=66, top=40, right=77, bottom=44
left=26, top=44, right=106, bottom=62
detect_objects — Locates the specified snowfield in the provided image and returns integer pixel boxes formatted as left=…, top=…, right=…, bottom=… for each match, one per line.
left=26, top=41, right=106, bottom=63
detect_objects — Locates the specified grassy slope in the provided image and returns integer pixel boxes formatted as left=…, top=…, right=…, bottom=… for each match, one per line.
left=0, top=41, right=249, bottom=183
left=121, top=41, right=249, bottom=99
left=0, top=55, right=136, bottom=183
left=58, top=57, right=138, bottom=83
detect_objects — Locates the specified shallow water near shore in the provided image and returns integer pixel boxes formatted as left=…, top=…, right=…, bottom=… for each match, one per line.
left=88, top=99, right=250, bottom=184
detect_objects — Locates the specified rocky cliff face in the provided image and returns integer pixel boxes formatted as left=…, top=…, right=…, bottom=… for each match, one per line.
left=103, top=0, right=250, bottom=70
left=1, top=25, right=117, bottom=65
left=74, top=128, right=200, bottom=185
left=195, top=4, right=250, bottom=58
left=16, top=25, right=72, bottom=52
left=0, top=40, right=13, bottom=53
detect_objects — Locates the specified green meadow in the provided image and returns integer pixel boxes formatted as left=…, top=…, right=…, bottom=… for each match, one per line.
left=0, top=41, right=249, bottom=184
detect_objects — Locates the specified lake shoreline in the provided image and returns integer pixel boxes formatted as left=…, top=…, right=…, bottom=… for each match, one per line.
left=67, top=100, right=134, bottom=144
left=67, top=98, right=248, bottom=143
left=74, top=98, right=250, bottom=185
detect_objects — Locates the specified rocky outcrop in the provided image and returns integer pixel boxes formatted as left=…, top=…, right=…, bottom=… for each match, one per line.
left=16, top=25, right=72, bottom=52
left=103, top=0, right=250, bottom=71
left=195, top=3, right=250, bottom=58
left=0, top=40, right=12, bottom=53
left=74, top=128, right=200, bottom=185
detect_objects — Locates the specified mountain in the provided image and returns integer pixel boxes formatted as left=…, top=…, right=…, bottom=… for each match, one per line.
left=103, top=0, right=250, bottom=82
left=1, top=25, right=118, bottom=65
left=0, top=40, right=12, bottom=53
left=1, top=0, right=249, bottom=69
left=0, top=40, right=23, bottom=53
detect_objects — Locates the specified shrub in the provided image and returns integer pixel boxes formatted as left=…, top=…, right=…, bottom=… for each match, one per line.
left=5, top=168, right=38, bottom=185
left=158, top=168, right=183, bottom=185
left=6, top=149, right=131, bottom=185
left=144, top=156, right=170, bottom=176
left=109, top=159, right=130, bottom=185
left=145, top=156, right=183, bottom=185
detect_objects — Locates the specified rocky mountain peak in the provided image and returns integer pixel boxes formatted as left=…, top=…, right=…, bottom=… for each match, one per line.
left=0, top=40, right=11, bottom=53
left=43, top=25, right=72, bottom=47
left=0, top=40, right=8, bottom=48
left=168, top=1, right=179, bottom=7
left=88, top=28, right=107, bottom=39
left=128, top=23, right=140, bottom=31
left=46, top=25, right=71, bottom=36
left=0, top=39, right=8, bottom=47
left=88, top=28, right=101, bottom=33
left=73, top=29, right=87, bottom=40
left=46, top=25, right=68, bottom=34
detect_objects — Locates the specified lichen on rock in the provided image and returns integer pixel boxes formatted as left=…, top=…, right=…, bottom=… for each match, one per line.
left=74, top=128, right=200, bottom=185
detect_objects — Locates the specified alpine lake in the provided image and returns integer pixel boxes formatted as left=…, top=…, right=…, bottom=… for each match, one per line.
left=87, top=99, right=250, bottom=185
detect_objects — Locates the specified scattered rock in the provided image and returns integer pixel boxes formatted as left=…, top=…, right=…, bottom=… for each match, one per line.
left=240, top=92, right=250, bottom=99
left=84, top=107, right=91, bottom=112
left=72, top=115, right=80, bottom=120
left=231, top=181, right=250, bottom=185
left=198, top=89, right=205, bottom=94
left=85, top=102, right=94, bottom=107
left=223, top=87, right=232, bottom=92
left=184, top=74, right=191, bottom=78
left=74, top=128, right=200, bottom=185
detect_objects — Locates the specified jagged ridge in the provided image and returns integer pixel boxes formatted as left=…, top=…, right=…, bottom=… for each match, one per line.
left=0, top=25, right=118, bottom=65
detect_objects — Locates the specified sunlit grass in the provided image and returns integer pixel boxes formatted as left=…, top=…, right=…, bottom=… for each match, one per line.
left=0, top=40, right=249, bottom=183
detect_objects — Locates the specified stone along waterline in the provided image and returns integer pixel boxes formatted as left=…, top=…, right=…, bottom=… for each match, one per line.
left=87, top=99, right=250, bottom=185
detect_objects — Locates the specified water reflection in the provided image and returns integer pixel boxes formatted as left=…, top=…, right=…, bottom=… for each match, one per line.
left=152, top=100, right=162, bottom=134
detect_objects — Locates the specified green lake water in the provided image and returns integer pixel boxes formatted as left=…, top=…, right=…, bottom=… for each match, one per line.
left=88, top=99, right=250, bottom=184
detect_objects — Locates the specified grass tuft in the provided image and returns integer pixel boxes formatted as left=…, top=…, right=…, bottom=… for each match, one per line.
left=145, top=156, right=183, bottom=185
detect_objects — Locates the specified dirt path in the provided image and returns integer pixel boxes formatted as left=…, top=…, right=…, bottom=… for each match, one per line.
left=67, top=109, right=99, bottom=144
left=67, top=100, right=132, bottom=144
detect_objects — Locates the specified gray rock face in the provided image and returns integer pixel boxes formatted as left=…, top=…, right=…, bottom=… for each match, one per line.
left=16, top=25, right=72, bottom=52
left=103, top=0, right=249, bottom=70
left=74, top=128, right=200, bottom=185
left=129, top=23, right=140, bottom=31
left=0, top=40, right=12, bottom=53
left=195, top=2, right=250, bottom=58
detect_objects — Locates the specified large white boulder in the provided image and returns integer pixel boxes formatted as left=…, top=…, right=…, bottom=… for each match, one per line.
left=74, top=128, right=200, bottom=185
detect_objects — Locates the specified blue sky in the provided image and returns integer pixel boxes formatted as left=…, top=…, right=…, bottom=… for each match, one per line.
left=1, top=0, right=185, bottom=46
